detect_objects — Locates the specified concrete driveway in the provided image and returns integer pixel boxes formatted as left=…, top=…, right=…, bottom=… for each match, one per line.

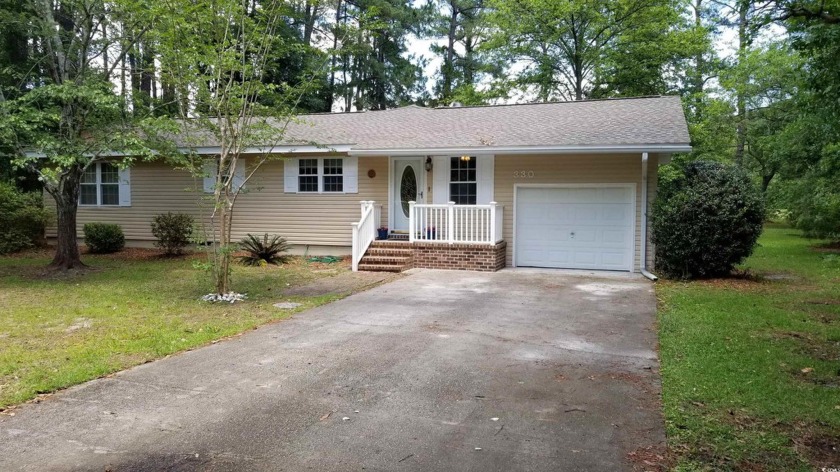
left=0, top=269, right=663, bottom=471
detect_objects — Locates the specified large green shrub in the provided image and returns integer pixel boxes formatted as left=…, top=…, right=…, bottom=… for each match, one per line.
left=0, top=182, right=51, bottom=254
left=652, top=161, right=765, bottom=279
left=151, top=212, right=194, bottom=256
left=83, top=223, right=125, bottom=254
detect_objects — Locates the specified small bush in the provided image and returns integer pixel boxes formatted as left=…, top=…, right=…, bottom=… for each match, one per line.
left=239, top=233, right=290, bottom=266
left=768, top=208, right=792, bottom=224
left=652, top=161, right=765, bottom=279
left=83, top=223, right=125, bottom=254
left=0, top=182, right=51, bottom=254
left=788, top=179, right=840, bottom=241
left=151, top=212, right=194, bottom=256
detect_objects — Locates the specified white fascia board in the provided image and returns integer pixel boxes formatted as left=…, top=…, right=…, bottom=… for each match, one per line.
left=25, top=144, right=355, bottom=159
left=24, top=150, right=134, bottom=159
left=187, top=144, right=354, bottom=155
left=348, top=144, right=692, bottom=156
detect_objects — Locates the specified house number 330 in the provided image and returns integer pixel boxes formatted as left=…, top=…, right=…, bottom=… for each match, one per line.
left=514, top=170, right=535, bottom=178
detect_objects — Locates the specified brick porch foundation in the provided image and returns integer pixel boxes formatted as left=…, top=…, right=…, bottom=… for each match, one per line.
left=411, top=241, right=507, bottom=272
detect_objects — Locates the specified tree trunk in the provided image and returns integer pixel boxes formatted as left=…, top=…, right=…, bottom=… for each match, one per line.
left=215, top=203, right=230, bottom=294
left=327, top=0, right=342, bottom=112
left=101, top=20, right=109, bottom=73
left=692, top=0, right=704, bottom=121
left=47, top=171, right=86, bottom=270
left=734, top=0, right=749, bottom=165
left=464, top=33, right=476, bottom=86
left=761, top=169, right=775, bottom=193
left=303, top=2, right=318, bottom=46
left=442, top=2, right=458, bottom=102
left=571, top=22, right=584, bottom=101
left=140, top=42, right=155, bottom=101
left=213, top=191, right=234, bottom=294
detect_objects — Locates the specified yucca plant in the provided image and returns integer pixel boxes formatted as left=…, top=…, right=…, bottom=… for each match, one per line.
left=238, top=233, right=291, bottom=266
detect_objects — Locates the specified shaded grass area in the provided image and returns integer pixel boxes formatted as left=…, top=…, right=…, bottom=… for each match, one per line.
left=658, top=226, right=840, bottom=471
left=0, top=249, right=349, bottom=409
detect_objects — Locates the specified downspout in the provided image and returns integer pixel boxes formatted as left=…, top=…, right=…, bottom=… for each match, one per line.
left=640, top=152, right=659, bottom=281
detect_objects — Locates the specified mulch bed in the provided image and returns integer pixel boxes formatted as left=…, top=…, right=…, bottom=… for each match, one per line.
left=812, top=241, right=840, bottom=252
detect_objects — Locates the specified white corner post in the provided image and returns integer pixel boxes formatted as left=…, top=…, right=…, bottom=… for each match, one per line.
left=447, top=201, right=455, bottom=244
left=489, top=201, right=497, bottom=245
left=351, top=221, right=360, bottom=272
left=408, top=201, right=416, bottom=243
left=640, top=152, right=658, bottom=281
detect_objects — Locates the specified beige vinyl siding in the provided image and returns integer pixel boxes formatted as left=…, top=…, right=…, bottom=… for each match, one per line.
left=494, top=153, right=658, bottom=271
left=46, top=156, right=389, bottom=250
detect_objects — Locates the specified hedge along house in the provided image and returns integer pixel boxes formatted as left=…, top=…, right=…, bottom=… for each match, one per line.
left=46, top=96, right=691, bottom=275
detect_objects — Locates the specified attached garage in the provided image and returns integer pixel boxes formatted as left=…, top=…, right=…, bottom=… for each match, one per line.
left=514, top=185, right=635, bottom=272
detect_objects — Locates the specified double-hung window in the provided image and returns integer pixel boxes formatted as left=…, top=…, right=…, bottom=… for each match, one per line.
left=298, top=159, right=320, bottom=192
left=80, top=163, right=120, bottom=206
left=285, top=157, right=356, bottom=194
left=298, top=158, right=344, bottom=193
left=449, top=156, right=477, bottom=205
left=322, top=158, right=344, bottom=192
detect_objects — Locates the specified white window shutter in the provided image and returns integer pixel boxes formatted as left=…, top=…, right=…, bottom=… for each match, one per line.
left=284, top=158, right=299, bottom=193
left=232, top=159, right=246, bottom=192
left=433, top=156, right=450, bottom=204
left=203, top=160, right=216, bottom=193
left=476, top=154, right=495, bottom=204
left=118, top=167, right=131, bottom=206
left=343, top=156, right=358, bottom=193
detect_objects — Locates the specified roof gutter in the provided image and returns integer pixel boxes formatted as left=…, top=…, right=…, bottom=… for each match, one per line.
left=189, top=144, right=355, bottom=155
left=347, top=144, right=692, bottom=156
left=24, top=144, right=356, bottom=159
left=26, top=143, right=692, bottom=159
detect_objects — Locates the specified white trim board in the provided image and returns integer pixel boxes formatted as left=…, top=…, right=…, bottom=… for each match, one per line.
left=26, top=143, right=690, bottom=159
left=350, top=144, right=691, bottom=156
left=25, top=144, right=355, bottom=159
left=512, top=183, right=637, bottom=272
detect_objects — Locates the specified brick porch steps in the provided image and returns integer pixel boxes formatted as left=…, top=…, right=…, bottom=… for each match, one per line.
left=357, top=240, right=414, bottom=272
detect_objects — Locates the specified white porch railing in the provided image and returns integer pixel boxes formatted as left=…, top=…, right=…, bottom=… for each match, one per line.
left=351, top=200, right=381, bottom=272
left=409, top=201, right=504, bottom=245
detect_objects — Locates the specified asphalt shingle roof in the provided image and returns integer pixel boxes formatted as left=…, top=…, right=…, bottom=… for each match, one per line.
left=181, top=96, right=691, bottom=151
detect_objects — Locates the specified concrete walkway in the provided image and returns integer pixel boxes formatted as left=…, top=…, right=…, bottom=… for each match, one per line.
left=0, top=269, right=663, bottom=471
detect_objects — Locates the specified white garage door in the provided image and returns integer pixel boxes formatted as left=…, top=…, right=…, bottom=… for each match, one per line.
left=515, top=186, right=635, bottom=271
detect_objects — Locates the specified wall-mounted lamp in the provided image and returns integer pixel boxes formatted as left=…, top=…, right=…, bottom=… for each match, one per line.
left=425, top=156, right=433, bottom=172
left=460, top=155, right=472, bottom=162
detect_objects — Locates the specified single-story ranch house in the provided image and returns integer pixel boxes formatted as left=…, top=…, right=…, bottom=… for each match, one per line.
left=48, top=96, right=691, bottom=275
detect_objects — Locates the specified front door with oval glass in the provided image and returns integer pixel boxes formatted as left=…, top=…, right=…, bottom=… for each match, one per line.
left=392, top=159, right=424, bottom=232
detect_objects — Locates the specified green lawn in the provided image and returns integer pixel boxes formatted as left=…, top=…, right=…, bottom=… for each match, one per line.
left=0, top=249, right=350, bottom=409
left=658, top=226, right=840, bottom=471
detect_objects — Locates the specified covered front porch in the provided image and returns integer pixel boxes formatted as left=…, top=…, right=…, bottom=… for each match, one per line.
left=351, top=200, right=506, bottom=272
